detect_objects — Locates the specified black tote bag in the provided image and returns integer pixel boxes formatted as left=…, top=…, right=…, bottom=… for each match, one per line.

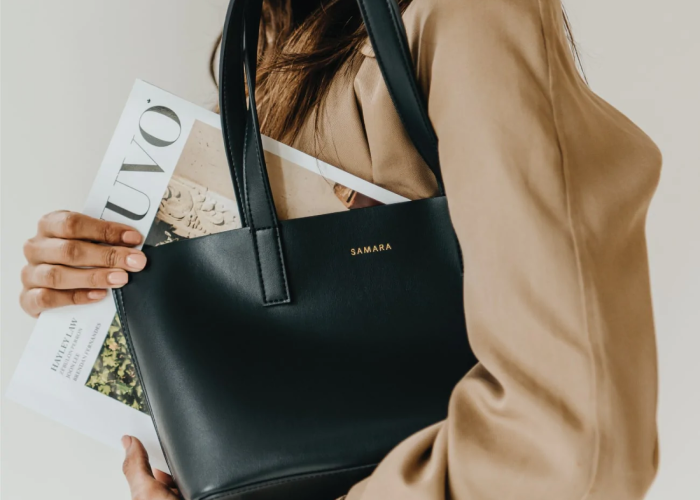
left=115, top=1, right=477, bottom=499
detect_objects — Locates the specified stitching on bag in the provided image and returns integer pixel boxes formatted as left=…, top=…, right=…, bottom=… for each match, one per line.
left=249, top=104, right=290, bottom=304
left=251, top=119, right=291, bottom=303
left=251, top=115, right=277, bottom=236
left=243, top=120, right=271, bottom=303
left=247, top=221, right=268, bottom=303
left=220, top=21, right=247, bottom=228
left=202, top=463, right=378, bottom=500
left=243, top=122, right=289, bottom=304
left=255, top=227, right=291, bottom=305
left=242, top=122, right=256, bottom=230
left=113, top=290, right=175, bottom=475
left=271, top=226, right=291, bottom=302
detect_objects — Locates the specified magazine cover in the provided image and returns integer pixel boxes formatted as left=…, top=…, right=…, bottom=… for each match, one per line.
left=7, top=80, right=408, bottom=470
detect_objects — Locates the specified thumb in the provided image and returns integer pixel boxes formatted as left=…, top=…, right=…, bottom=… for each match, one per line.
left=121, top=435, right=162, bottom=499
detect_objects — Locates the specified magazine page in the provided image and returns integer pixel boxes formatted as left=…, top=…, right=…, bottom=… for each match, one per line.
left=7, top=80, right=409, bottom=471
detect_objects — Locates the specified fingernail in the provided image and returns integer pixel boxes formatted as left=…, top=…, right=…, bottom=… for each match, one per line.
left=122, top=231, right=142, bottom=245
left=121, top=435, right=132, bottom=450
left=126, top=253, right=147, bottom=271
left=88, top=290, right=108, bottom=300
left=108, top=272, right=129, bottom=285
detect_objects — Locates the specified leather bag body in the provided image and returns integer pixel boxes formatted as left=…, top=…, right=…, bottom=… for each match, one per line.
left=115, top=1, right=477, bottom=499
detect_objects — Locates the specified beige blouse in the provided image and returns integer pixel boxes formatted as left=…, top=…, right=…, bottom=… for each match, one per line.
left=223, top=0, right=662, bottom=498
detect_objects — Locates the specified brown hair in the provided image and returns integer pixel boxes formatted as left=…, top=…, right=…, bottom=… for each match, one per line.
left=214, top=0, right=584, bottom=143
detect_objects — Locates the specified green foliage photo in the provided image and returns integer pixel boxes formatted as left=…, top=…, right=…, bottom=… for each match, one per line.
left=85, top=314, right=149, bottom=414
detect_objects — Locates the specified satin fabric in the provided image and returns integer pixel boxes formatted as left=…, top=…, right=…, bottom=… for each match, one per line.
left=221, top=0, right=662, bottom=498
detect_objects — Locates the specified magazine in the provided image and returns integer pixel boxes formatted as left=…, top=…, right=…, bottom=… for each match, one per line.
left=7, top=80, right=409, bottom=471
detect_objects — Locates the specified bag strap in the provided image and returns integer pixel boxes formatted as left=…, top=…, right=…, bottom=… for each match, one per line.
left=219, top=0, right=443, bottom=306
left=355, top=1, right=442, bottom=188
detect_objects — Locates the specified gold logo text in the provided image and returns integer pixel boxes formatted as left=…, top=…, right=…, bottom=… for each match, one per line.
left=351, top=243, right=392, bottom=256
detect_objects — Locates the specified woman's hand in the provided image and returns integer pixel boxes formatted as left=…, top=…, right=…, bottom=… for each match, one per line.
left=122, top=436, right=180, bottom=499
left=20, top=210, right=147, bottom=317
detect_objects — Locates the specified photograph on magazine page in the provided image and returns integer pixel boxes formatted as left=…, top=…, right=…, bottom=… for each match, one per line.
left=2, top=1, right=698, bottom=500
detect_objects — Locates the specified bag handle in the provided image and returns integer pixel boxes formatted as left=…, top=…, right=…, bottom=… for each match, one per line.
left=219, top=0, right=442, bottom=306
left=355, top=0, right=442, bottom=187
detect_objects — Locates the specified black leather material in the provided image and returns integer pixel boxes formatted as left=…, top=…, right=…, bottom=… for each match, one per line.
left=115, top=1, right=477, bottom=499
left=116, top=198, right=475, bottom=500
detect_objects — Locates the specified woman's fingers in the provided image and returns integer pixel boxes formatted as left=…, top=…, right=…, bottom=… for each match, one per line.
left=37, top=210, right=142, bottom=246
left=122, top=436, right=178, bottom=500
left=18, top=211, right=145, bottom=318
left=23, top=237, right=147, bottom=271
left=19, top=288, right=108, bottom=318
left=21, top=264, right=129, bottom=290
left=153, top=469, right=178, bottom=490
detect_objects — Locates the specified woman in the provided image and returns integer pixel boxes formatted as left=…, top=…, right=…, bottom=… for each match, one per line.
left=20, top=0, right=662, bottom=499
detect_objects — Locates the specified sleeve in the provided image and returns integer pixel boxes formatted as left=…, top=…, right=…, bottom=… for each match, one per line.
left=344, top=0, right=660, bottom=499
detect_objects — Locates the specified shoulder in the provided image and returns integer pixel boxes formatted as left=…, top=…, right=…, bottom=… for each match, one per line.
left=403, top=0, right=546, bottom=31
left=358, top=0, right=555, bottom=82
left=400, top=0, right=549, bottom=52
left=365, top=0, right=555, bottom=100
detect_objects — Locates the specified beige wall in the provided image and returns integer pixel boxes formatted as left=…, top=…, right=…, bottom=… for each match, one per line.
left=1, top=1, right=698, bottom=499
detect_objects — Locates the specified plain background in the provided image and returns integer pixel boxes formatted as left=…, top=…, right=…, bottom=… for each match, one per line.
left=1, top=0, right=698, bottom=498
